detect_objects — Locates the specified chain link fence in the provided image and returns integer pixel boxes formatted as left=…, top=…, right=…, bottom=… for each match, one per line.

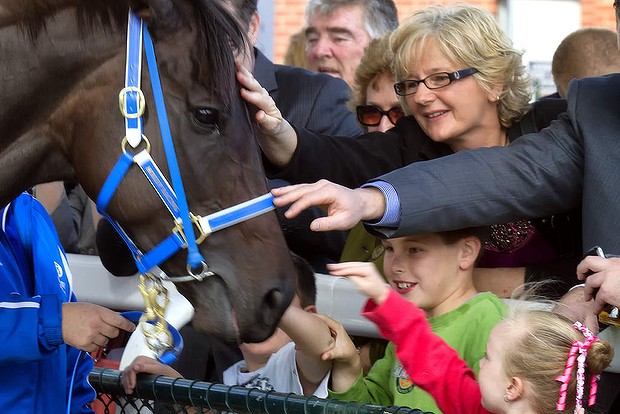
left=89, top=367, right=433, bottom=414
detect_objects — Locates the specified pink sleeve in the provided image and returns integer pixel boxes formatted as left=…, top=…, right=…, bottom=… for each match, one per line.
left=362, top=290, right=490, bottom=414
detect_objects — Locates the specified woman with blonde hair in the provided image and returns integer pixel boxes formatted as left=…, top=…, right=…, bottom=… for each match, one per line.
left=238, top=3, right=577, bottom=300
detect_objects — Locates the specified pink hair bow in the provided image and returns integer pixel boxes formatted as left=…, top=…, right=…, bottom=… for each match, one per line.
left=555, top=321, right=600, bottom=414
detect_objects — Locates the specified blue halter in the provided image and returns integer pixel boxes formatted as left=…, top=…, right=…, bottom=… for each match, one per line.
left=96, top=11, right=275, bottom=282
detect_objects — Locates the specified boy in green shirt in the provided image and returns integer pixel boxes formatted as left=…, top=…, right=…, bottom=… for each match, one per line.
left=323, top=228, right=507, bottom=413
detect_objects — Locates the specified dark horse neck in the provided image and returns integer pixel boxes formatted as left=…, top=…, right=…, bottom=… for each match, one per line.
left=0, top=1, right=126, bottom=202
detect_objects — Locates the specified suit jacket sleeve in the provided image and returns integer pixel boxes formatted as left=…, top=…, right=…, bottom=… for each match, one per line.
left=366, top=112, right=584, bottom=238
left=267, top=62, right=363, bottom=138
left=301, top=75, right=363, bottom=137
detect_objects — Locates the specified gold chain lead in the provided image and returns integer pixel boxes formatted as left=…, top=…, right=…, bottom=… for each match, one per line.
left=138, top=273, right=174, bottom=356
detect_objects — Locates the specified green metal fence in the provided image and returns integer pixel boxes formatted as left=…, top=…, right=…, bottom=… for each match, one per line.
left=89, top=367, right=433, bottom=414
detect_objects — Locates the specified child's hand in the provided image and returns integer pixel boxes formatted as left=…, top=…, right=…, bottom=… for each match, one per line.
left=316, top=314, right=359, bottom=364
left=327, top=262, right=390, bottom=304
left=316, top=314, right=364, bottom=392
left=121, top=356, right=182, bottom=395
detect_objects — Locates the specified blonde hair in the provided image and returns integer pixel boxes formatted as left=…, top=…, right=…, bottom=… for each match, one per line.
left=349, top=34, right=394, bottom=115
left=552, top=27, right=620, bottom=98
left=502, top=310, right=613, bottom=414
left=284, top=30, right=309, bottom=69
left=389, top=4, right=532, bottom=129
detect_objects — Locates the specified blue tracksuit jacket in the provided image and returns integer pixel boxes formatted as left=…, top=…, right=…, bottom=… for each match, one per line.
left=0, top=193, right=95, bottom=413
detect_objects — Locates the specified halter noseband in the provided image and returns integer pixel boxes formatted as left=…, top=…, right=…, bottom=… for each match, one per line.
left=96, top=11, right=275, bottom=282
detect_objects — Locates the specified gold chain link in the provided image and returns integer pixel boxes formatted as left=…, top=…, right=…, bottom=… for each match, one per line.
left=138, top=273, right=174, bottom=356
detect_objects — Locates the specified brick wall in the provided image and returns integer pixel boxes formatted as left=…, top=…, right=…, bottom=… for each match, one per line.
left=272, top=0, right=616, bottom=64
left=582, top=0, right=616, bottom=28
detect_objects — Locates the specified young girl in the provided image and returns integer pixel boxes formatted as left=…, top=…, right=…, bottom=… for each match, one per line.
left=326, top=261, right=614, bottom=414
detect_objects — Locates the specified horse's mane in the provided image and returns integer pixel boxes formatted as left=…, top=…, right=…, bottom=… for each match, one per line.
left=3, top=0, right=246, bottom=108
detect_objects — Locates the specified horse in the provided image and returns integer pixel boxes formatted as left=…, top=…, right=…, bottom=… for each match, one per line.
left=0, top=0, right=296, bottom=344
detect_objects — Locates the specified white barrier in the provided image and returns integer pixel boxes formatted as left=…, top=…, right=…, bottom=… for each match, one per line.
left=67, top=254, right=620, bottom=374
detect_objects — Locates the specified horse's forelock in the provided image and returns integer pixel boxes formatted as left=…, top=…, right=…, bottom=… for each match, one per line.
left=193, top=0, right=249, bottom=110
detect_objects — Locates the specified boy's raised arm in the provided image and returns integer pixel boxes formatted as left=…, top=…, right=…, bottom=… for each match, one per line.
left=279, top=306, right=334, bottom=395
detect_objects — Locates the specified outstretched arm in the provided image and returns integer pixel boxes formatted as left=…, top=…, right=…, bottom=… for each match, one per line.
left=271, top=180, right=387, bottom=232
left=320, top=262, right=388, bottom=392
left=328, top=261, right=487, bottom=414
left=279, top=306, right=334, bottom=395
left=364, top=290, right=487, bottom=414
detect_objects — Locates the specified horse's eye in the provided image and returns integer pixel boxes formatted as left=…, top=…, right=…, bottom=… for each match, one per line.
left=193, top=107, right=219, bottom=126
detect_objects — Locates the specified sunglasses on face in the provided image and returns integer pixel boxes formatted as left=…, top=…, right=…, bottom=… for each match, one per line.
left=356, top=105, right=405, bottom=127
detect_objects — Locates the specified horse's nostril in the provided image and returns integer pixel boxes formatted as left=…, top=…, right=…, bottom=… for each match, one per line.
left=264, top=288, right=284, bottom=311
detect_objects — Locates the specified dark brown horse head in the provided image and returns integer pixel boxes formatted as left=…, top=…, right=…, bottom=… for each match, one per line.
left=0, top=0, right=296, bottom=343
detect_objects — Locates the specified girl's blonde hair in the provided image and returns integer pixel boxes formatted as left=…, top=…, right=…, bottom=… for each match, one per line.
left=502, top=310, right=613, bottom=414
left=389, top=4, right=531, bottom=129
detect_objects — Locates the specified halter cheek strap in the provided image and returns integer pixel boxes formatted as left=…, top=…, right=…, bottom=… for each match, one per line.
left=555, top=321, right=600, bottom=413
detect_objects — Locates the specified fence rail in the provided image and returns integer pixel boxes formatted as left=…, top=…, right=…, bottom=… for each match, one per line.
left=89, top=367, right=432, bottom=414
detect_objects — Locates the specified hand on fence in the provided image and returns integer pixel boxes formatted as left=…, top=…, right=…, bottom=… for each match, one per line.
left=62, top=302, right=136, bottom=352
left=121, top=355, right=183, bottom=395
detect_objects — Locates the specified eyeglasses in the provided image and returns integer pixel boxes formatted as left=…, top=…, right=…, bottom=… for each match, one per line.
left=356, top=105, right=405, bottom=127
left=393, top=68, right=479, bottom=96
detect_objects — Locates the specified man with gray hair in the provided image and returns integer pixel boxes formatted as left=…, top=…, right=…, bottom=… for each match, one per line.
left=305, top=0, right=398, bottom=88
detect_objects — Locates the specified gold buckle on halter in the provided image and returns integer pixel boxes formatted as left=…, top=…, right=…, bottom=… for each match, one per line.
left=119, top=86, right=146, bottom=118
left=121, top=135, right=151, bottom=154
left=172, top=213, right=209, bottom=247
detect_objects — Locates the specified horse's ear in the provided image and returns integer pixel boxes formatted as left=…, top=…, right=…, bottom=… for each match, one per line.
left=128, top=0, right=181, bottom=28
